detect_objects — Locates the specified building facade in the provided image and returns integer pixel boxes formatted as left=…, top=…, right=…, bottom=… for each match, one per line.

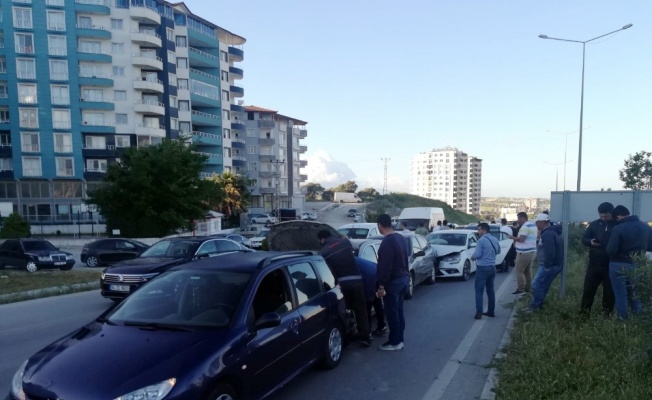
left=0, top=0, right=244, bottom=224
left=410, top=147, right=482, bottom=214
left=243, top=106, right=308, bottom=214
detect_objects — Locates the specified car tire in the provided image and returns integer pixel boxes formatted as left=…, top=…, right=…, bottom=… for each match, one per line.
left=25, top=261, right=38, bottom=273
left=339, top=200, right=344, bottom=203
left=207, top=383, right=238, bottom=400
left=425, top=265, right=436, bottom=285
left=320, top=324, right=343, bottom=370
left=86, top=256, right=99, bottom=268
left=59, top=264, right=73, bottom=271
left=461, top=260, right=471, bottom=281
left=404, top=271, right=415, bottom=300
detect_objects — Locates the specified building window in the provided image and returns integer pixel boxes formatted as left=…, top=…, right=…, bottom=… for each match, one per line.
left=21, top=132, right=39, bottom=152
left=13, top=7, right=32, bottom=29
left=247, top=146, right=257, bottom=154
left=19, top=108, right=38, bottom=128
left=166, top=28, right=174, bottom=41
left=222, top=90, right=229, bottom=102
left=0, top=134, right=9, bottom=146
left=85, top=136, right=106, bottom=149
left=176, top=36, right=187, bottom=47
left=221, top=70, right=228, bottom=81
left=114, top=90, right=126, bottom=101
left=81, top=88, right=103, bottom=102
left=22, top=157, right=41, bottom=177
left=47, top=11, right=66, bottom=31
left=0, top=59, right=6, bottom=74
left=111, top=42, right=124, bottom=54
left=178, top=79, right=188, bottom=90
left=16, top=58, right=36, bottom=80
left=220, top=51, right=227, bottom=62
left=86, top=159, right=107, bottom=173
left=169, top=95, right=177, bottom=108
left=168, top=73, right=177, bottom=86
left=0, top=110, right=9, bottom=123
left=222, top=110, right=230, bottom=120
left=167, top=51, right=175, bottom=63
left=170, top=118, right=178, bottom=130
left=223, top=128, right=231, bottom=139
left=15, top=33, right=34, bottom=54
left=52, top=109, right=71, bottom=129
left=79, top=64, right=103, bottom=78
left=115, top=135, right=131, bottom=148
left=48, top=35, right=67, bottom=56
left=82, top=112, right=105, bottom=125
left=0, top=159, right=13, bottom=172
left=112, top=66, right=125, bottom=76
left=110, top=18, right=123, bottom=29
left=54, top=133, right=72, bottom=153
left=179, top=122, right=191, bottom=133
left=56, top=157, right=74, bottom=177
left=49, top=59, right=68, bottom=81
left=79, top=40, right=101, bottom=54
left=177, top=57, right=188, bottom=69
left=18, top=84, right=37, bottom=104
left=115, top=114, right=128, bottom=125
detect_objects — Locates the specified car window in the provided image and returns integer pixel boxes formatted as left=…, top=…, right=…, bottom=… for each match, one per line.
left=95, top=240, right=115, bottom=250
left=468, top=235, right=478, bottom=247
left=215, top=240, right=240, bottom=252
left=410, top=236, right=422, bottom=253
left=0, top=240, right=16, bottom=251
left=116, top=240, right=136, bottom=250
left=359, top=244, right=378, bottom=263
left=196, top=240, right=218, bottom=255
left=313, top=259, right=336, bottom=291
left=288, top=262, right=322, bottom=305
left=23, top=241, right=57, bottom=252
left=251, top=269, right=293, bottom=322
left=369, top=227, right=379, bottom=236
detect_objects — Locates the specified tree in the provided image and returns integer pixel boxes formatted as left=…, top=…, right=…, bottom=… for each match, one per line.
left=302, top=182, right=325, bottom=201
left=321, top=190, right=333, bottom=201
left=206, top=171, right=255, bottom=217
left=0, top=213, right=31, bottom=238
left=331, top=181, right=358, bottom=193
left=87, top=140, right=216, bottom=238
left=620, top=151, right=652, bottom=190
left=358, top=187, right=380, bottom=201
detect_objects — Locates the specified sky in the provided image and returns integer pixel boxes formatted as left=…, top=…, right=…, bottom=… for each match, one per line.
left=187, top=0, right=651, bottom=198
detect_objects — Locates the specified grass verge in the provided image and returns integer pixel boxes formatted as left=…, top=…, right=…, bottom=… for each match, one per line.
left=0, top=269, right=102, bottom=305
left=495, top=252, right=652, bottom=400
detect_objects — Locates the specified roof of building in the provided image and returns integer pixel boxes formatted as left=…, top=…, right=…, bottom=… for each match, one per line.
left=244, top=105, right=278, bottom=113
left=171, top=2, right=246, bottom=45
left=244, top=105, right=308, bottom=125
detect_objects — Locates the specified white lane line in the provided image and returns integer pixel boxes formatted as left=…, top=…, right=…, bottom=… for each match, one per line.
left=421, top=270, right=514, bottom=400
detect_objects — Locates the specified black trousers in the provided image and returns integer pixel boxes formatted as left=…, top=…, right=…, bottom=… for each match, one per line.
left=340, top=280, right=370, bottom=337
left=366, top=296, right=386, bottom=330
left=506, top=245, right=517, bottom=267
left=580, top=261, right=615, bottom=314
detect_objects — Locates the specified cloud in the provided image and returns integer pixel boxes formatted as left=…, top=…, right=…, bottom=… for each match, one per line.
left=304, top=150, right=357, bottom=187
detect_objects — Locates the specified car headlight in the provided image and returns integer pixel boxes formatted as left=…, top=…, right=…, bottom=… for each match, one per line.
left=114, top=378, right=176, bottom=400
left=38, top=256, right=50, bottom=262
left=443, top=255, right=461, bottom=263
left=11, top=360, right=28, bottom=400
left=66, top=254, right=74, bottom=260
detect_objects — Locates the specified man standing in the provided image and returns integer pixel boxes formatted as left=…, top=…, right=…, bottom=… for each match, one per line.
left=375, top=214, right=409, bottom=351
left=606, top=205, right=651, bottom=319
left=356, top=256, right=388, bottom=337
left=530, top=214, right=564, bottom=311
left=433, top=220, right=443, bottom=232
left=580, top=202, right=616, bottom=315
left=499, top=218, right=515, bottom=273
left=508, top=212, right=538, bottom=295
left=318, top=230, right=371, bottom=346
left=415, top=222, right=429, bottom=237
left=472, top=223, right=501, bottom=319
left=440, top=220, right=451, bottom=231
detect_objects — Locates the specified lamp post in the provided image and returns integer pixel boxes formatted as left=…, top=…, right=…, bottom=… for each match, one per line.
left=539, top=24, right=632, bottom=191
left=270, top=159, right=285, bottom=217
left=546, top=127, right=589, bottom=190
left=543, top=160, right=573, bottom=191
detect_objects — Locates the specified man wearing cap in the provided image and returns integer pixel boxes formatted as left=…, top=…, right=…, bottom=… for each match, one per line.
left=508, top=212, right=538, bottom=295
left=606, top=205, right=651, bottom=319
left=580, top=202, right=616, bottom=315
left=529, top=213, right=564, bottom=311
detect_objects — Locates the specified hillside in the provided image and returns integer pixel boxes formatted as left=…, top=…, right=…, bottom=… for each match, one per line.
left=366, top=193, right=478, bottom=225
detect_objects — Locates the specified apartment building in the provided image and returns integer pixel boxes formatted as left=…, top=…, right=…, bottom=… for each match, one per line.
left=0, top=0, right=244, bottom=224
left=410, top=147, right=482, bottom=214
left=243, top=106, right=308, bottom=214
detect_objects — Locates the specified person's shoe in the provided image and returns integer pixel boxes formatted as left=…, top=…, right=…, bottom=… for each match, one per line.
left=378, top=342, right=403, bottom=351
left=483, top=312, right=495, bottom=317
left=372, top=326, right=389, bottom=336
left=359, top=337, right=372, bottom=347
left=512, top=290, right=525, bottom=295
left=474, top=312, right=482, bottom=320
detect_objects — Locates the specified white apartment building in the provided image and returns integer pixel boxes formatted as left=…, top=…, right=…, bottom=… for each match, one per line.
left=410, top=147, right=482, bottom=214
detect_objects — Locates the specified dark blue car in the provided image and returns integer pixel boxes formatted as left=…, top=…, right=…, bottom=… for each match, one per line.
left=10, top=251, right=346, bottom=400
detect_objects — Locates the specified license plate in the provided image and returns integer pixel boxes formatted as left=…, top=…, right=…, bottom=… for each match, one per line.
left=110, top=285, right=130, bottom=292
left=54, top=262, right=66, bottom=266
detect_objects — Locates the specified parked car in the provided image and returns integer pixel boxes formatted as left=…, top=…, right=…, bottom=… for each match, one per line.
left=266, top=220, right=340, bottom=252
left=0, top=239, right=75, bottom=272
left=211, top=233, right=248, bottom=245
left=461, top=224, right=514, bottom=270
left=100, top=236, right=252, bottom=300
left=301, top=212, right=317, bottom=220
left=245, top=228, right=270, bottom=249
left=251, top=214, right=277, bottom=224
left=10, top=251, right=346, bottom=400
left=239, top=226, right=264, bottom=238
left=337, top=223, right=381, bottom=239
left=347, top=209, right=357, bottom=217
left=80, top=238, right=150, bottom=268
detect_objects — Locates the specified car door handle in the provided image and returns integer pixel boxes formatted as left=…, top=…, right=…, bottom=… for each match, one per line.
left=290, top=318, right=300, bottom=334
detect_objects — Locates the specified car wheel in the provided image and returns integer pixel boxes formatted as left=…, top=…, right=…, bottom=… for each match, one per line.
left=404, top=271, right=415, bottom=300
left=25, top=261, right=38, bottom=273
left=86, top=256, right=99, bottom=268
left=425, top=265, right=436, bottom=285
left=461, top=260, right=471, bottom=281
left=59, top=264, right=73, bottom=271
left=207, top=383, right=238, bottom=400
left=320, top=324, right=343, bottom=369
left=339, top=200, right=344, bottom=203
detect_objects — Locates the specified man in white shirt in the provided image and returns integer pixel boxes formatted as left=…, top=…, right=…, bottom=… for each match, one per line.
left=508, top=212, right=538, bottom=295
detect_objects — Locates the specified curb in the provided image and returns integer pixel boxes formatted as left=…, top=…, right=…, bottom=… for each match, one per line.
left=0, top=281, right=100, bottom=303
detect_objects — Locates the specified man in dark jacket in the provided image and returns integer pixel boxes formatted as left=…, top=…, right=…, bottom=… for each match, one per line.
left=606, top=205, right=651, bottom=319
left=318, top=230, right=371, bottom=346
left=355, top=257, right=387, bottom=336
left=530, top=213, right=564, bottom=311
left=580, top=202, right=616, bottom=315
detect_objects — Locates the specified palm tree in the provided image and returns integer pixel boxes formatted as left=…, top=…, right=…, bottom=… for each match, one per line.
left=207, top=171, right=254, bottom=217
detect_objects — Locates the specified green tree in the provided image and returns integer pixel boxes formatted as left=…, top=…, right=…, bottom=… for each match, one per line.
left=302, top=182, right=325, bottom=201
left=206, top=171, right=254, bottom=217
left=321, top=190, right=333, bottom=201
left=0, top=213, right=31, bottom=238
left=87, top=140, right=216, bottom=238
left=620, top=151, right=652, bottom=190
left=358, top=187, right=380, bottom=201
left=331, top=181, right=358, bottom=193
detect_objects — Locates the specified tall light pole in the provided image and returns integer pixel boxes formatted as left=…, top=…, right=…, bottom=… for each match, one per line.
left=381, top=158, right=390, bottom=195
left=543, top=160, right=572, bottom=191
left=270, top=159, right=285, bottom=216
left=546, top=127, right=589, bottom=190
left=539, top=24, right=632, bottom=191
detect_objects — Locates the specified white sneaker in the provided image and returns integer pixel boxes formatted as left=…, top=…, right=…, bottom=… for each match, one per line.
left=378, top=342, right=403, bottom=351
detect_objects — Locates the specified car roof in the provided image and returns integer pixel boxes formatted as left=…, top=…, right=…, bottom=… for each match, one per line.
left=338, top=223, right=377, bottom=229
left=169, top=250, right=320, bottom=273
left=430, top=229, right=475, bottom=235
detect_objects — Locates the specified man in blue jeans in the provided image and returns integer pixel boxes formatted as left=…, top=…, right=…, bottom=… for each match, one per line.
left=530, top=213, right=564, bottom=311
left=375, top=213, right=409, bottom=351
left=471, top=223, right=501, bottom=319
left=606, top=205, right=651, bottom=319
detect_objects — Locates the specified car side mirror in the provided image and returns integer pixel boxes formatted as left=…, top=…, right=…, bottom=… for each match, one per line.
left=254, top=312, right=281, bottom=330
left=414, top=250, right=425, bottom=257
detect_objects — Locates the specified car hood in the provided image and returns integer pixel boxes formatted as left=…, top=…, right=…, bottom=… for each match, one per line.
left=26, top=250, right=72, bottom=257
left=105, top=257, right=183, bottom=274
left=431, top=245, right=466, bottom=258
left=21, top=322, right=240, bottom=399
left=267, top=220, right=339, bottom=251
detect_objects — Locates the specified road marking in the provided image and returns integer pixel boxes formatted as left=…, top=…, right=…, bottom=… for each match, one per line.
left=421, top=270, right=514, bottom=400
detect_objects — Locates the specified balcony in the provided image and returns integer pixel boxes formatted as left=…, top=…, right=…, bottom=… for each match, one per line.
left=84, top=169, right=107, bottom=180
left=133, top=77, right=164, bottom=93
left=82, top=145, right=116, bottom=157
left=188, top=27, right=218, bottom=49
left=228, top=46, right=244, bottom=62
left=229, top=66, right=243, bottom=79
left=74, top=0, right=111, bottom=15
left=232, top=156, right=246, bottom=167
left=259, top=188, right=276, bottom=194
left=76, top=24, right=111, bottom=39
left=134, top=100, right=165, bottom=116
left=81, top=120, right=115, bottom=134
left=191, top=110, right=220, bottom=126
left=259, top=154, right=275, bottom=162
left=189, top=68, right=219, bottom=84
left=192, top=130, right=221, bottom=146
left=299, top=129, right=307, bottom=139
left=79, top=98, right=115, bottom=111
left=299, top=160, right=308, bottom=167
left=299, top=174, right=308, bottom=181
left=258, top=119, right=275, bottom=128
left=259, top=171, right=275, bottom=178
left=135, top=124, right=165, bottom=137
left=188, top=47, right=220, bottom=68
left=77, top=49, right=112, bottom=63
left=230, top=120, right=245, bottom=131
left=259, top=138, right=275, bottom=146
left=0, top=145, right=12, bottom=157
left=190, top=92, right=219, bottom=108
left=131, top=29, right=162, bottom=47
left=230, top=103, right=244, bottom=113
left=0, top=119, right=9, bottom=130
left=231, top=138, right=246, bottom=148
left=298, top=145, right=307, bottom=153
left=132, top=52, right=163, bottom=70
left=130, top=4, right=161, bottom=25
left=194, top=151, right=222, bottom=166
left=0, top=170, right=15, bottom=180
left=229, top=84, right=244, bottom=98
left=78, top=73, right=113, bottom=87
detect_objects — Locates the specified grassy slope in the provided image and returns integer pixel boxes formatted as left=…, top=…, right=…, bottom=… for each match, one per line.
left=368, top=192, right=478, bottom=225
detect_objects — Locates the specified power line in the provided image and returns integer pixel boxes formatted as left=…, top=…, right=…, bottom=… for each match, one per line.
left=381, top=158, right=390, bottom=195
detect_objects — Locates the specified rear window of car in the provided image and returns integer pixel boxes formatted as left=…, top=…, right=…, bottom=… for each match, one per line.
left=337, top=228, right=369, bottom=239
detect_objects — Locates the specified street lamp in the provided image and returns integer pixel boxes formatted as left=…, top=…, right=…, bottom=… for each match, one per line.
left=270, top=159, right=285, bottom=217
left=543, top=160, right=573, bottom=191
left=539, top=24, right=633, bottom=191
left=546, top=126, right=589, bottom=190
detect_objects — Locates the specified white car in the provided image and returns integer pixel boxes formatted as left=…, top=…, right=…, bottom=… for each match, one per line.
left=244, top=229, right=270, bottom=249
left=337, top=223, right=380, bottom=240
left=427, top=229, right=512, bottom=280
left=251, top=214, right=277, bottom=224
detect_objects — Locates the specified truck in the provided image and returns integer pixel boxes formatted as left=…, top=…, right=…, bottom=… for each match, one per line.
left=333, top=192, right=362, bottom=203
left=278, top=208, right=298, bottom=221
left=397, top=207, right=446, bottom=232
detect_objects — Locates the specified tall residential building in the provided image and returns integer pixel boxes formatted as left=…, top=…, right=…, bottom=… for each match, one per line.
left=410, top=147, right=482, bottom=214
left=243, top=106, right=308, bottom=214
left=0, top=0, right=244, bottom=224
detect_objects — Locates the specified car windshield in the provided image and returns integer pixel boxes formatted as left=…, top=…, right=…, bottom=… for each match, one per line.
left=107, top=269, right=252, bottom=328
left=139, top=240, right=199, bottom=258
left=22, top=241, right=57, bottom=251
left=427, top=233, right=468, bottom=246
left=337, top=228, right=369, bottom=239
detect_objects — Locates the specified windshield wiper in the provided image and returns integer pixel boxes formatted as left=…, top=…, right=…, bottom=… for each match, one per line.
left=96, top=317, right=117, bottom=325
left=123, top=321, right=195, bottom=332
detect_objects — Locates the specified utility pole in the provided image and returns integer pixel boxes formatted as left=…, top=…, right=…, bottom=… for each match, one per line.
left=381, top=158, right=390, bottom=195
left=270, top=159, right=285, bottom=217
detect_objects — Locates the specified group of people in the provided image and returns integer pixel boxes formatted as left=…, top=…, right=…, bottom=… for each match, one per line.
left=318, top=213, right=409, bottom=351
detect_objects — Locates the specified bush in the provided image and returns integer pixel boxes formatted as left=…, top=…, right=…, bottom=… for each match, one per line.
left=0, top=213, right=31, bottom=238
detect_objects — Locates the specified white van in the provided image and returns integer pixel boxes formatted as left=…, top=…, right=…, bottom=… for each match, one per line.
left=398, top=207, right=446, bottom=231
left=333, top=192, right=362, bottom=203
left=337, top=223, right=380, bottom=239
